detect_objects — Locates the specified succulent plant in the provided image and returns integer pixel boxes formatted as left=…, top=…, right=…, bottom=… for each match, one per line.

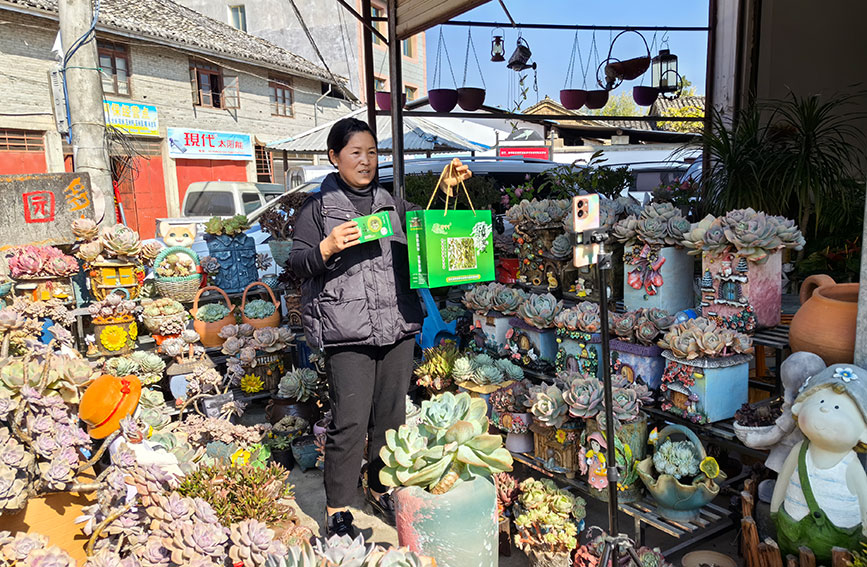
left=195, top=303, right=231, bottom=323
left=265, top=539, right=318, bottom=567
left=551, top=233, right=573, bottom=260
left=462, top=282, right=501, bottom=313
left=517, top=293, right=563, bottom=329
left=273, top=415, right=309, bottom=437
left=156, top=251, right=197, bottom=278
left=490, top=286, right=528, bottom=316
left=451, top=356, right=475, bottom=383
left=562, top=375, right=603, bottom=419
left=251, top=327, right=289, bottom=353
left=414, top=341, right=459, bottom=391
left=72, top=218, right=99, bottom=241
left=228, top=519, right=285, bottom=567
left=554, top=302, right=600, bottom=333
left=76, top=240, right=104, bottom=263
left=374, top=548, right=427, bottom=567
left=658, top=317, right=753, bottom=359
left=506, top=199, right=571, bottom=228
left=142, top=298, right=186, bottom=317
left=204, top=215, right=250, bottom=237
left=244, top=299, right=276, bottom=320
left=682, top=210, right=804, bottom=263
left=612, top=202, right=690, bottom=248
left=6, top=246, right=78, bottom=278
left=140, top=240, right=165, bottom=265
left=472, top=364, right=505, bottom=386
left=162, top=520, right=229, bottom=564
left=380, top=392, right=512, bottom=494
left=99, top=224, right=142, bottom=259
left=652, top=438, right=700, bottom=480
left=277, top=368, right=319, bottom=402
left=610, top=308, right=673, bottom=345
left=494, top=472, right=519, bottom=509
left=495, top=358, right=524, bottom=381
left=529, top=385, right=570, bottom=429
left=514, top=477, right=586, bottom=554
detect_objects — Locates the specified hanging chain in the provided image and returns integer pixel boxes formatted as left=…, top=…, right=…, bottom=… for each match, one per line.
left=587, top=30, right=600, bottom=89
left=433, top=27, right=458, bottom=89
left=462, top=27, right=486, bottom=89
left=564, top=30, right=579, bottom=89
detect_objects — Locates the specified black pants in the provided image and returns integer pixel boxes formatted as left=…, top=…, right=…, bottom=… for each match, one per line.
left=323, top=336, right=415, bottom=509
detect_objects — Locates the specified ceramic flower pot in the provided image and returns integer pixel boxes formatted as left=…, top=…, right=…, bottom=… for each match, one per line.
left=636, top=425, right=725, bottom=522
left=609, top=339, right=665, bottom=389
left=240, top=281, right=281, bottom=329
left=699, top=250, right=782, bottom=331
left=92, top=317, right=136, bottom=356
left=270, top=447, right=294, bottom=470
left=394, top=476, right=498, bottom=567
left=633, top=85, right=659, bottom=106
left=556, top=329, right=602, bottom=379
left=560, top=89, right=587, bottom=110
left=789, top=274, right=858, bottom=365
left=428, top=88, right=459, bottom=112
left=457, top=87, right=486, bottom=111
left=623, top=244, right=695, bottom=314
left=660, top=352, right=751, bottom=423
left=291, top=434, right=319, bottom=471
left=191, top=286, right=236, bottom=348
left=472, top=312, right=513, bottom=350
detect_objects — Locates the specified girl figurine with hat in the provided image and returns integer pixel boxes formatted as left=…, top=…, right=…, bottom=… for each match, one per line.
left=771, top=363, right=867, bottom=562
left=579, top=432, right=609, bottom=490
left=79, top=374, right=182, bottom=476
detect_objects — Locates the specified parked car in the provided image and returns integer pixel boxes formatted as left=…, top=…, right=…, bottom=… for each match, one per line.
left=181, top=181, right=286, bottom=218
left=620, top=161, right=692, bottom=201
left=286, top=165, right=334, bottom=189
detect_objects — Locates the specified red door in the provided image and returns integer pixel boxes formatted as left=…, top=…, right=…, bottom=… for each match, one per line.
left=175, top=159, right=249, bottom=206
left=114, top=156, right=167, bottom=239
left=0, top=151, right=47, bottom=175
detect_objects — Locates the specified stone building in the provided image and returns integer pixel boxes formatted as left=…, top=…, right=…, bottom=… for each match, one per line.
left=0, top=0, right=352, bottom=237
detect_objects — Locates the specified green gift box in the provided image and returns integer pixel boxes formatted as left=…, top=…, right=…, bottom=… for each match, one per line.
left=406, top=209, right=496, bottom=289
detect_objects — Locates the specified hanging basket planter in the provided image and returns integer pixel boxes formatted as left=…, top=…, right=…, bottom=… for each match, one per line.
left=429, top=88, right=459, bottom=112
left=598, top=30, right=651, bottom=89
left=240, top=281, right=281, bottom=329
left=559, top=89, right=587, bottom=110
left=153, top=246, right=202, bottom=303
left=584, top=90, right=609, bottom=109
left=560, top=31, right=591, bottom=110
left=375, top=91, right=406, bottom=111
left=633, top=85, right=660, bottom=106
left=457, top=87, right=486, bottom=111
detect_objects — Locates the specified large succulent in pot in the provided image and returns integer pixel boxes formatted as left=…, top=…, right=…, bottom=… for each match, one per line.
left=517, top=293, right=563, bottom=329
left=491, top=286, right=528, bottom=316
left=610, top=308, right=673, bottom=345
left=277, top=368, right=319, bottom=402
left=529, top=385, right=570, bottom=429
left=613, top=203, right=690, bottom=248
left=682, top=209, right=804, bottom=263
left=462, top=283, right=501, bottom=313
left=99, top=224, right=142, bottom=259
left=658, top=317, right=753, bottom=359
left=562, top=374, right=603, bottom=419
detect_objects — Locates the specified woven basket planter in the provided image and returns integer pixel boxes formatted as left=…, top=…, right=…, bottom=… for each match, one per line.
left=154, top=247, right=202, bottom=303
left=241, top=282, right=281, bottom=329
left=191, top=286, right=236, bottom=348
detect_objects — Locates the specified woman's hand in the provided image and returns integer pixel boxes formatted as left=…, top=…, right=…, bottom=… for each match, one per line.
left=320, top=221, right=361, bottom=263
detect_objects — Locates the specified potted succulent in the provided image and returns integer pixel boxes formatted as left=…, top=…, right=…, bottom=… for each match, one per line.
left=202, top=214, right=258, bottom=293
left=191, top=286, right=236, bottom=347
left=103, top=351, right=166, bottom=388
left=609, top=307, right=674, bottom=389
left=5, top=245, right=78, bottom=303
left=259, top=192, right=308, bottom=269
left=414, top=341, right=460, bottom=395
left=219, top=323, right=293, bottom=393
left=513, top=477, right=587, bottom=567
left=452, top=351, right=524, bottom=404
left=506, top=199, right=572, bottom=292
left=528, top=383, right=581, bottom=478
left=683, top=208, right=805, bottom=331
left=89, top=291, right=141, bottom=356
left=490, top=380, right=534, bottom=453
left=464, top=282, right=527, bottom=351
left=506, top=292, right=563, bottom=367
left=269, top=367, right=321, bottom=424
left=657, top=317, right=754, bottom=423
left=73, top=220, right=145, bottom=301
left=241, top=282, right=281, bottom=329
left=636, top=424, right=725, bottom=521
left=153, top=246, right=202, bottom=302
left=140, top=297, right=189, bottom=344
left=612, top=202, right=694, bottom=313
left=379, top=391, right=513, bottom=567
left=732, top=400, right=783, bottom=446
left=290, top=433, right=319, bottom=471
left=554, top=302, right=602, bottom=377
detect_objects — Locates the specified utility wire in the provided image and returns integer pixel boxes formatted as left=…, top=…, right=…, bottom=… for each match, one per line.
left=288, top=0, right=352, bottom=100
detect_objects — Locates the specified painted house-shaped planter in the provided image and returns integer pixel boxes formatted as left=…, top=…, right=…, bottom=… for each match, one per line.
left=610, top=340, right=666, bottom=390
left=623, top=245, right=694, bottom=314
left=659, top=352, right=751, bottom=423
left=555, top=329, right=602, bottom=378
left=472, top=312, right=513, bottom=351
left=89, top=260, right=143, bottom=300
left=505, top=318, right=558, bottom=366
left=699, top=251, right=781, bottom=332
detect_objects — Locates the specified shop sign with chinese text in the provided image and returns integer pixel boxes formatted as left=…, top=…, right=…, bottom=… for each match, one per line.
left=103, top=100, right=159, bottom=136
left=166, top=127, right=254, bottom=161
left=0, top=172, right=95, bottom=247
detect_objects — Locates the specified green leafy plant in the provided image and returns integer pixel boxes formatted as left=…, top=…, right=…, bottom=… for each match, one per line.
left=176, top=463, right=296, bottom=526
left=539, top=151, right=632, bottom=200
left=196, top=303, right=232, bottom=323
left=205, top=214, right=250, bottom=237
left=379, top=392, right=513, bottom=495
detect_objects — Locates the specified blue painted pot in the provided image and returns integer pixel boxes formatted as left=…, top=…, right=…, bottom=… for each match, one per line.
left=204, top=233, right=258, bottom=294
left=507, top=318, right=558, bottom=363
left=555, top=329, right=602, bottom=378
left=623, top=245, right=695, bottom=314
left=290, top=434, right=319, bottom=471
left=660, top=352, right=751, bottom=423
left=394, top=476, right=497, bottom=567
left=610, top=340, right=665, bottom=389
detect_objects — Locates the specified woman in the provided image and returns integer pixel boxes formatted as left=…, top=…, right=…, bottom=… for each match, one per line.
left=287, top=117, right=424, bottom=538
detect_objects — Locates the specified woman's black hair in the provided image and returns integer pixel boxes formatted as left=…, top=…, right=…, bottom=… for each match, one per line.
left=326, top=118, right=377, bottom=165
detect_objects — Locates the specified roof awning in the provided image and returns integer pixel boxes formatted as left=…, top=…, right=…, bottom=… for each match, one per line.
left=267, top=108, right=487, bottom=154
left=395, top=0, right=491, bottom=39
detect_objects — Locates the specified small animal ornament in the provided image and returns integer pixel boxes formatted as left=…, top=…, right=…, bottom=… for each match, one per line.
left=771, top=364, right=867, bottom=562
left=158, top=221, right=197, bottom=248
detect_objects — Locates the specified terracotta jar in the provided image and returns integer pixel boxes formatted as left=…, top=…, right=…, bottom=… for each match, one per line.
left=789, top=275, right=859, bottom=365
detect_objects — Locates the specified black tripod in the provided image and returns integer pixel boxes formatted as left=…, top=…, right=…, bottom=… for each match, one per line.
left=584, top=228, right=644, bottom=567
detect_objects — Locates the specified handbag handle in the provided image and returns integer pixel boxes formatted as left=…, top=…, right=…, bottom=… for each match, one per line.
left=425, top=159, right=476, bottom=217
left=241, top=281, right=279, bottom=311
left=192, top=285, right=234, bottom=315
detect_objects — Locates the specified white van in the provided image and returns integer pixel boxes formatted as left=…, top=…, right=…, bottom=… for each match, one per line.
left=181, top=181, right=284, bottom=218
left=286, top=165, right=333, bottom=189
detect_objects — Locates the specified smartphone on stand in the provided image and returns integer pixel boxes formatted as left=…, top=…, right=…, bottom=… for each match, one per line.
left=572, top=194, right=600, bottom=268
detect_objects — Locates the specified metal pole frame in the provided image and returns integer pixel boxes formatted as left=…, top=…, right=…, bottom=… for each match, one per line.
left=362, top=0, right=377, bottom=132
left=387, top=0, right=406, bottom=201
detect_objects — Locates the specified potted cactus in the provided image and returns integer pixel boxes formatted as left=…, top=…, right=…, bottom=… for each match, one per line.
left=89, top=290, right=142, bottom=356
left=203, top=214, right=258, bottom=293
left=490, top=380, right=534, bottom=453
left=657, top=317, right=754, bottom=423
left=464, top=282, right=527, bottom=350
left=608, top=307, right=674, bottom=389
left=554, top=302, right=603, bottom=378
left=513, top=477, right=587, bottom=567
left=73, top=221, right=146, bottom=301
left=140, top=297, right=189, bottom=343
left=684, top=208, right=805, bottom=331
left=636, top=424, right=725, bottom=521
left=612, top=202, right=694, bottom=313
left=505, top=292, right=563, bottom=367
left=191, top=286, right=236, bottom=347
left=380, top=391, right=513, bottom=567
left=269, top=367, right=321, bottom=425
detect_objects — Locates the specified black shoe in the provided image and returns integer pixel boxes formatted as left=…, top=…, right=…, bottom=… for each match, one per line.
left=366, top=490, right=395, bottom=526
left=326, top=510, right=357, bottom=538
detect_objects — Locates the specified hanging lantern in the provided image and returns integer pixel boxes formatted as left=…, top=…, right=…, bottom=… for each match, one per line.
left=651, top=48, right=678, bottom=94
left=491, top=28, right=505, bottom=62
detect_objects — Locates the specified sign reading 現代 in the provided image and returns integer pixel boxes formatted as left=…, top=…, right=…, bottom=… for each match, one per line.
left=166, top=127, right=254, bottom=161
left=103, top=100, right=159, bottom=137
left=0, top=172, right=95, bottom=248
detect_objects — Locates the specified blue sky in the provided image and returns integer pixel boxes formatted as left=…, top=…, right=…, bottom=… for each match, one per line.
left=425, top=0, right=710, bottom=110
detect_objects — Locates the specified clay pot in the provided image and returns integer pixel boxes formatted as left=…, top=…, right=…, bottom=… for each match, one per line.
left=267, top=396, right=320, bottom=425
left=584, top=90, right=609, bottom=109
left=428, top=88, right=459, bottom=112
left=633, top=86, right=660, bottom=106
left=559, top=89, right=587, bottom=110
left=457, top=87, right=486, bottom=111
left=191, top=286, right=236, bottom=348
left=241, top=281, right=281, bottom=329
left=790, top=274, right=859, bottom=365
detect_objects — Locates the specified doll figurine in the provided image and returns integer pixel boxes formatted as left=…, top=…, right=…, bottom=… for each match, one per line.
left=579, top=432, right=609, bottom=490
left=771, top=364, right=867, bottom=562
left=739, top=351, right=826, bottom=472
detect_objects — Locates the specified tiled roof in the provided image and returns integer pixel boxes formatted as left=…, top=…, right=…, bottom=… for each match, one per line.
left=1, top=0, right=339, bottom=83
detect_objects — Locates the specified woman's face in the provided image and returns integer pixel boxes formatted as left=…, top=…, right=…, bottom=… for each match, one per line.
left=330, top=131, right=377, bottom=189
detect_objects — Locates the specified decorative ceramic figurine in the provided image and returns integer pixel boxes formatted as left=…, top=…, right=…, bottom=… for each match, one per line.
left=771, top=364, right=867, bottom=562
left=158, top=221, right=197, bottom=248
left=578, top=432, right=608, bottom=490
left=737, top=352, right=826, bottom=472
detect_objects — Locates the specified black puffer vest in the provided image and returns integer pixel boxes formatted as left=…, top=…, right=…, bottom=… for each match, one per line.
left=300, top=175, right=424, bottom=350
